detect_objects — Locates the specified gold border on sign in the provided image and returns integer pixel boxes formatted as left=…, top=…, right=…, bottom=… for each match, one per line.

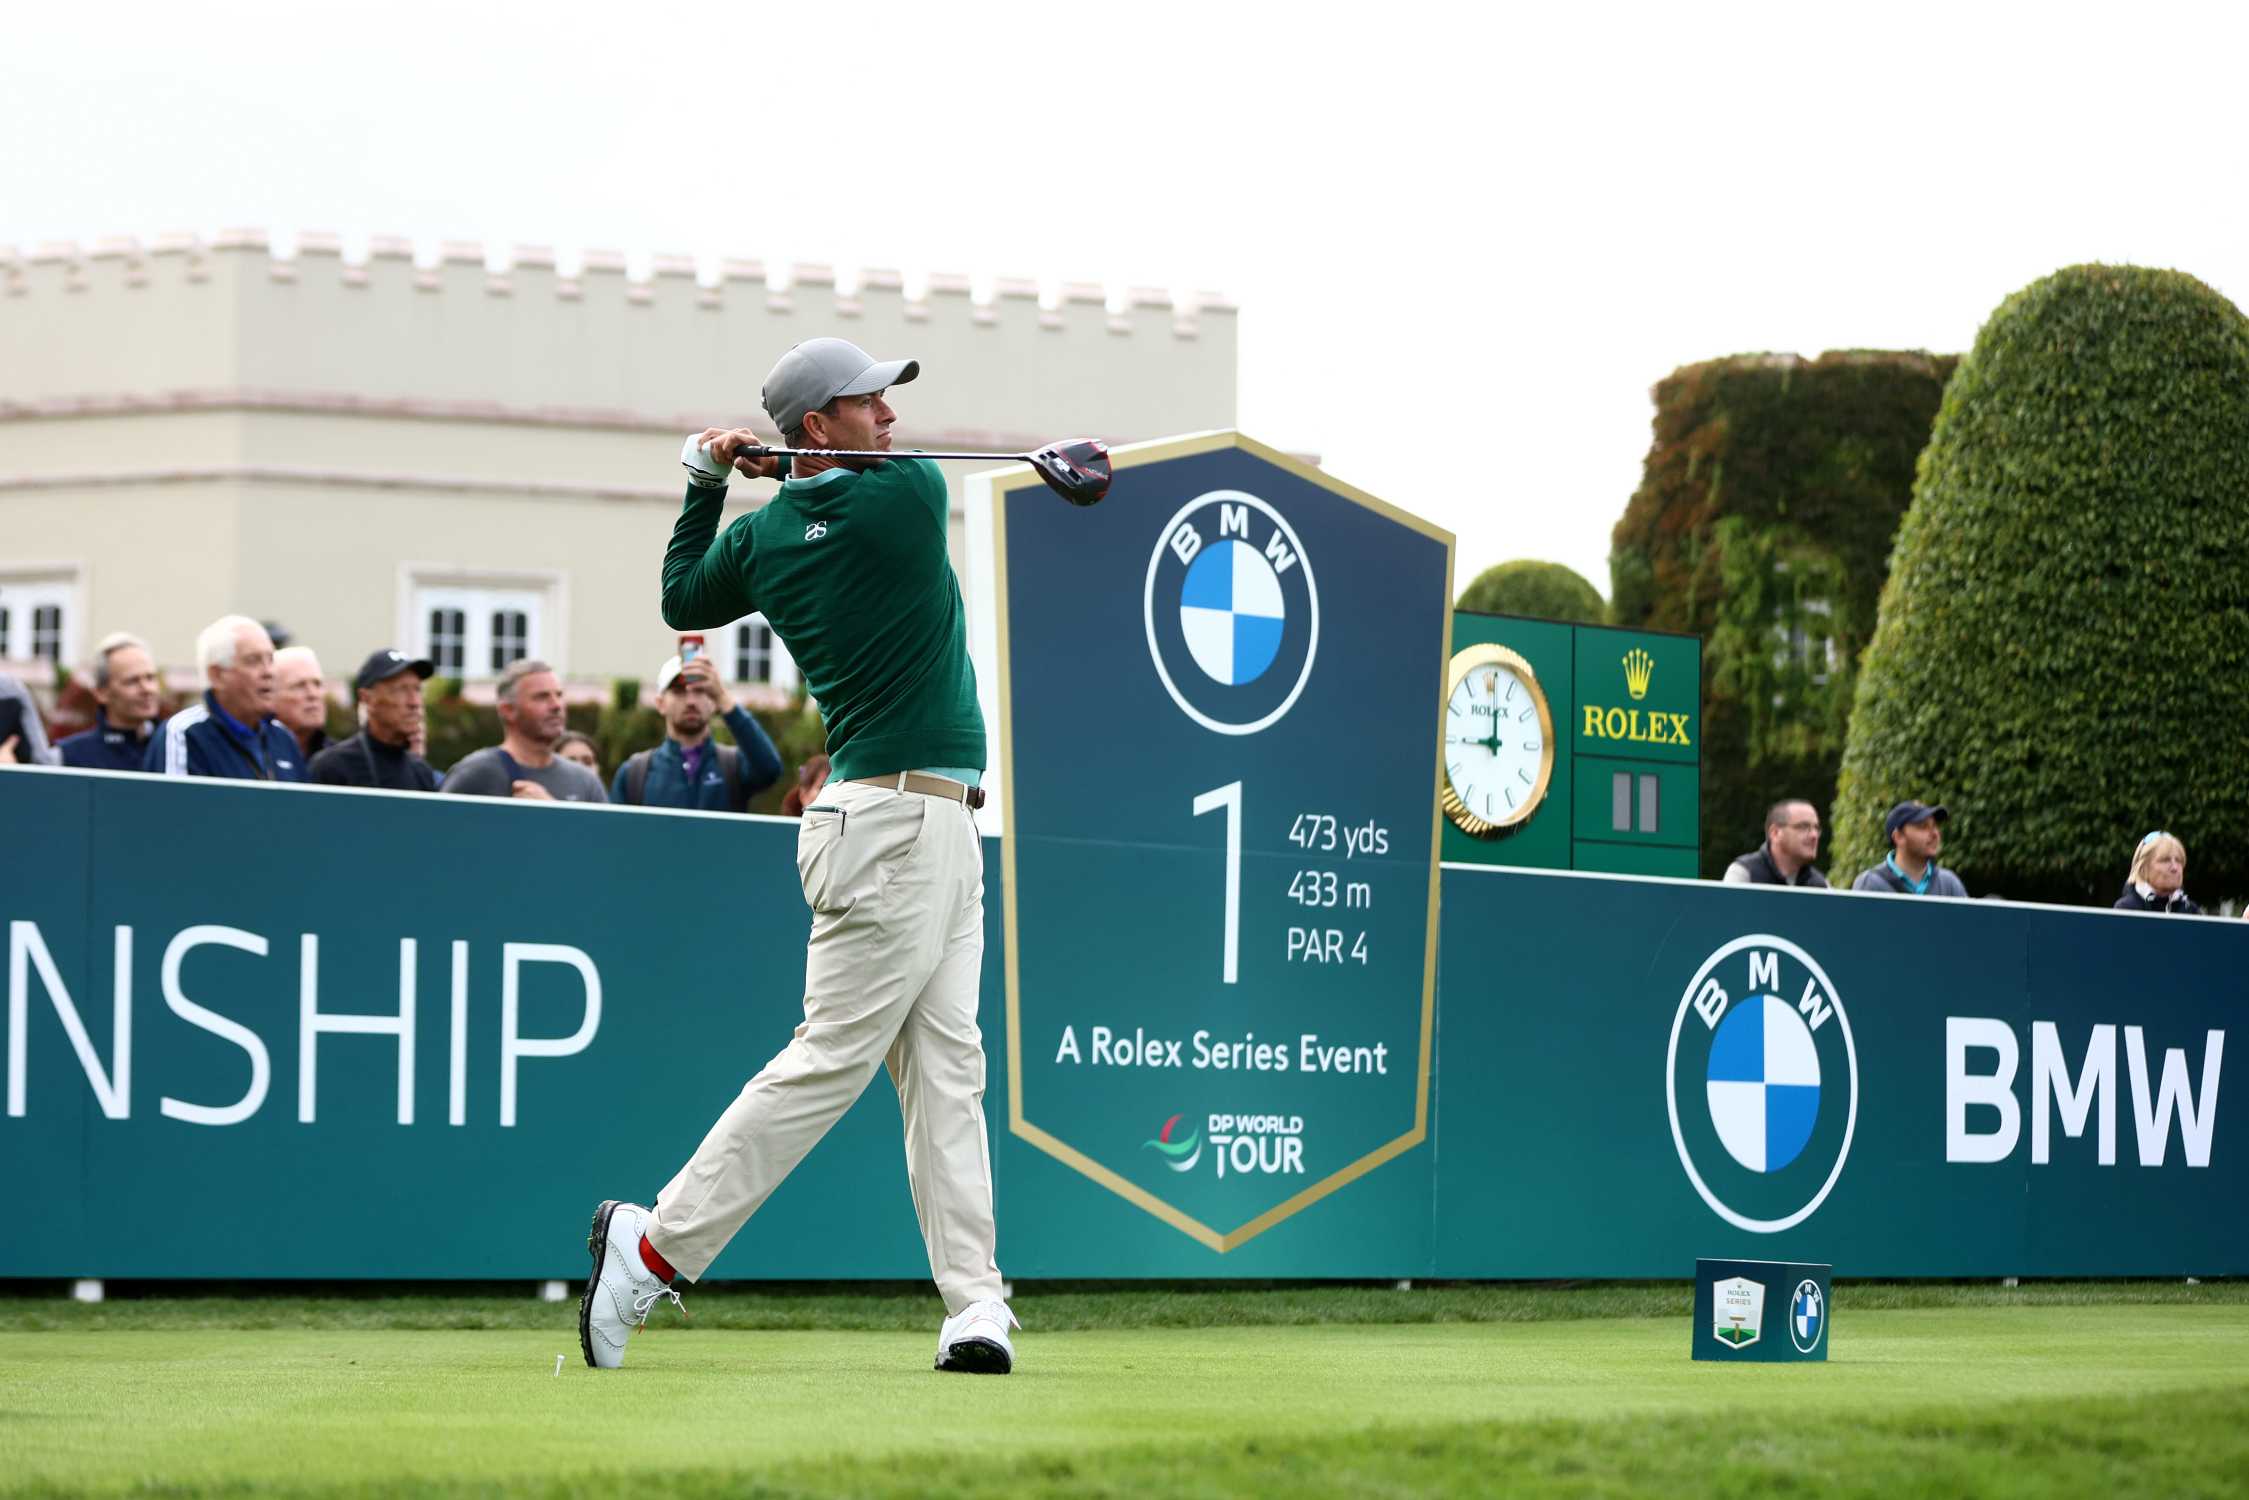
left=992, top=429, right=1452, bottom=1253
left=1441, top=642, right=1555, bottom=838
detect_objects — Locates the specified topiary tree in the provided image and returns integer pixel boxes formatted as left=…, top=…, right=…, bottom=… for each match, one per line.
left=1457, top=559, right=1606, bottom=623
left=1609, top=351, right=1958, bottom=876
left=1833, top=265, right=2249, bottom=904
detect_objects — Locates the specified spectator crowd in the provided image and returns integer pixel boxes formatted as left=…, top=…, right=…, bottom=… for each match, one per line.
left=0, top=617, right=2231, bottom=913
left=1723, top=795, right=2222, bottom=916
left=6, top=612, right=808, bottom=818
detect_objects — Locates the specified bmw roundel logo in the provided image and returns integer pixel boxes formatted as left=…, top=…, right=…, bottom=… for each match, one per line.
left=1666, top=934, right=1858, bottom=1233
left=1789, top=1278, right=1825, bottom=1353
left=1143, top=489, right=1319, bottom=735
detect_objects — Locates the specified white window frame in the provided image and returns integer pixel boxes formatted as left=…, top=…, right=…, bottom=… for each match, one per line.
left=398, top=566, right=566, bottom=680
left=728, top=612, right=799, bottom=692
left=0, top=567, right=83, bottom=670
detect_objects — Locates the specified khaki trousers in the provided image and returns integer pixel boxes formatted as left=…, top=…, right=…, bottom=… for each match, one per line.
left=647, top=780, right=1004, bottom=1313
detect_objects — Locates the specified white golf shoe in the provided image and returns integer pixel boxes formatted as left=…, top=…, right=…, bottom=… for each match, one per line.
left=578, top=1199, right=683, bottom=1370
left=935, top=1298, right=1019, bottom=1374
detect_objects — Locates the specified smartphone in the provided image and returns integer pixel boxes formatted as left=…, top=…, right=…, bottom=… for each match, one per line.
left=678, top=634, right=705, bottom=665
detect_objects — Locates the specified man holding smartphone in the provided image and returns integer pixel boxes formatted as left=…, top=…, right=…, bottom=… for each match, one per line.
left=580, top=337, right=1016, bottom=1376
left=609, top=649, right=782, bottom=811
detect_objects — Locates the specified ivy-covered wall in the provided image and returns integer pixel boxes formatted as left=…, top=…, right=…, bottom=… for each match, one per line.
left=1833, top=266, right=2249, bottom=905
left=1608, top=350, right=1959, bottom=877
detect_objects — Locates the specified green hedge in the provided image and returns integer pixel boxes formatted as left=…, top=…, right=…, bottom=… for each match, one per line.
left=1608, top=350, right=1958, bottom=876
left=1833, top=265, right=2249, bottom=904
left=1456, top=559, right=1605, bottom=623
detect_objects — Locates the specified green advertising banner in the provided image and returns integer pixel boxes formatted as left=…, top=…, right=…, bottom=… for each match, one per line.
left=1432, top=867, right=2242, bottom=1277
left=5, top=770, right=2241, bottom=1280
left=2, top=770, right=962, bottom=1280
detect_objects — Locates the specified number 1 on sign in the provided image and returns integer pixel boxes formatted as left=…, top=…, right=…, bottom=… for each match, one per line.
left=1192, top=780, right=1242, bottom=984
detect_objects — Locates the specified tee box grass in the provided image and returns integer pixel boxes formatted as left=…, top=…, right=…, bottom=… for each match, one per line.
left=2, top=1281, right=2244, bottom=1498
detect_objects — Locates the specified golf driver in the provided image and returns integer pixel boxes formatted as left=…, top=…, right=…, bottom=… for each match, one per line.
left=728, top=438, right=1112, bottom=506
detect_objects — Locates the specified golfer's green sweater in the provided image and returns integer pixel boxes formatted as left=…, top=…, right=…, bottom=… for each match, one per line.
left=661, top=456, right=984, bottom=782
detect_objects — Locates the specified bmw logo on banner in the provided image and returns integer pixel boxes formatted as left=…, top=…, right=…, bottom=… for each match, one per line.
left=1144, top=490, right=1320, bottom=736
left=1667, top=934, right=1859, bottom=1232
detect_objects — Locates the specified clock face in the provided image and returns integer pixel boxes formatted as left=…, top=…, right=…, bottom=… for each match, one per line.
left=1442, top=644, right=1555, bottom=836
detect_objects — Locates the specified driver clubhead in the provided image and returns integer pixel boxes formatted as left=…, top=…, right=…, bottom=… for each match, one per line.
left=1029, top=438, right=1111, bottom=506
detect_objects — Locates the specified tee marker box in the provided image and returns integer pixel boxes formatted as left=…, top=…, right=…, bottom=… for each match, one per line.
left=1693, top=1257, right=1830, bottom=1362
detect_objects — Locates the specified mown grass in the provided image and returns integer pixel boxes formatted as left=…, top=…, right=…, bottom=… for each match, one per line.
left=3, top=1303, right=2245, bottom=1497
left=2, top=1277, right=2238, bottom=1333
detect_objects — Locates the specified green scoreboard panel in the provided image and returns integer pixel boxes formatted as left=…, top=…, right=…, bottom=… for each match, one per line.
left=1442, top=611, right=1701, bottom=877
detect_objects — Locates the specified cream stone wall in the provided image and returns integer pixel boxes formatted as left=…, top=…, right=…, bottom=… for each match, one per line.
left=0, top=232, right=1236, bottom=693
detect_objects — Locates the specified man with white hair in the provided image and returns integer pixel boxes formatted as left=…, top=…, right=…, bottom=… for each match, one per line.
left=145, top=615, right=308, bottom=780
left=273, top=646, right=333, bottom=763
left=57, top=633, right=165, bottom=772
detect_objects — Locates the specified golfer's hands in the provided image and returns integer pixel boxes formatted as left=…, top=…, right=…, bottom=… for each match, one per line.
left=681, top=654, right=734, bottom=713
left=510, top=779, right=555, bottom=801
left=0, top=735, right=18, bottom=765
left=683, top=428, right=780, bottom=487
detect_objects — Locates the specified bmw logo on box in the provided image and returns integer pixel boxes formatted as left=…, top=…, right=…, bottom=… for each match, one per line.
left=1692, top=1257, right=1832, bottom=1363
left=1143, top=490, right=1320, bottom=736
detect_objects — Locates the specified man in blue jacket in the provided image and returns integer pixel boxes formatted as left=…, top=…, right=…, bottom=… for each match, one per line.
left=146, top=615, right=308, bottom=781
left=611, top=652, right=781, bottom=811
left=58, top=633, right=163, bottom=772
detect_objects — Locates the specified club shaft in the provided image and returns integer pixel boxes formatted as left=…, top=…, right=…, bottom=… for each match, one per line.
left=745, top=446, right=1030, bottom=463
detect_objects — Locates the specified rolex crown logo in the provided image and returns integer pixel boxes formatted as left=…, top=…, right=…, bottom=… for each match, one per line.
left=1623, top=648, right=1655, bottom=701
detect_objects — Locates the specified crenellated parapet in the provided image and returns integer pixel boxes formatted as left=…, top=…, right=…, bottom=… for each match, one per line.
left=0, top=231, right=1237, bottom=445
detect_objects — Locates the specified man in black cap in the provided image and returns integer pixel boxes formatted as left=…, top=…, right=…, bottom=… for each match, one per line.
left=1852, top=800, right=1967, bottom=897
left=308, top=649, right=440, bottom=792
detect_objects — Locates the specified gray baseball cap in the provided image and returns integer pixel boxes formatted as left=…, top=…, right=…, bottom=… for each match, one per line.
left=762, top=337, right=919, bottom=436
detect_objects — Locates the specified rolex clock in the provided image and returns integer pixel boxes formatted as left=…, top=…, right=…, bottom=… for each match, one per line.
left=1442, top=643, right=1556, bottom=836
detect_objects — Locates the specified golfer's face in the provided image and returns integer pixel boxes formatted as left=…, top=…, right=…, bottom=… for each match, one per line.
left=822, top=390, right=895, bottom=451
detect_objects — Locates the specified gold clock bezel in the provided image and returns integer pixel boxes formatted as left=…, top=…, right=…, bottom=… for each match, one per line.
left=1442, top=643, right=1556, bottom=837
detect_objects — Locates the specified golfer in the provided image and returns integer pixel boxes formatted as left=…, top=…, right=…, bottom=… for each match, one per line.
left=581, top=338, right=1016, bottom=1375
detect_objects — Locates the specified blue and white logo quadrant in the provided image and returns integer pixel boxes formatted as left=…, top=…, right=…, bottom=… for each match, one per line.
left=1790, top=1279, right=1825, bottom=1353
left=1144, top=488, right=1320, bottom=736
left=1666, top=934, right=1859, bottom=1235
left=1180, top=541, right=1286, bottom=686
left=1705, top=994, right=1822, bottom=1173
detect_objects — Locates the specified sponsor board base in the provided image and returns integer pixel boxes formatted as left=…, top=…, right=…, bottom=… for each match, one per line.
left=1693, top=1257, right=1831, bottom=1361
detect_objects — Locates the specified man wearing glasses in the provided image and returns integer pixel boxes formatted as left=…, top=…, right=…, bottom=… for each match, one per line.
left=1722, top=799, right=1830, bottom=888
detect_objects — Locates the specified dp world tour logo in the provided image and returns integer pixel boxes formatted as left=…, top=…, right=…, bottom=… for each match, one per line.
left=1666, top=935, right=1858, bottom=1233
left=1142, top=1113, right=1202, bottom=1173
left=1144, top=490, right=1319, bottom=736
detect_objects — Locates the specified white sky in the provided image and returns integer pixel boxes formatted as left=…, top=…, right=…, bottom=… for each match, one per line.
left=6, top=1, right=2245, bottom=593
